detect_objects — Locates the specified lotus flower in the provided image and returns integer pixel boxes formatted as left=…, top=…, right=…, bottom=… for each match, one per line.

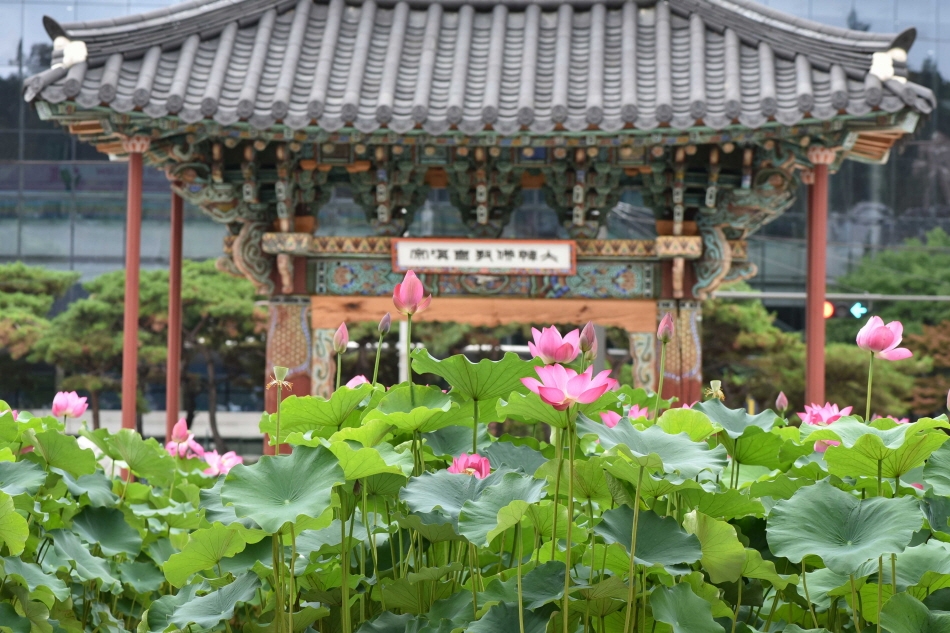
left=628, top=404, right=650, bottom=420
left=528, top=326, right=581, bottom=365
left=855, top=316, right=912, bottom=361
left=0, top=409, right=17, bottom=421
left=393, top=270, right=432, bottom=316
left=799, top=403, right=852, bottom=453
left=447, top=453, right=491, bottom=479
left=346, top=375, right=370, bottom=388
left=52, top=391, right=88, bottom=418
left=775, top=392, right=788, bottom=412
left=600, top=411, right=621, bottom=428
left=657, top=313, right=675, bottom=344
left=378, top=312, right=392, bottom=334
left=203, top=450, right=243, bottom=476
left=579, top=321, right=597, bottom=356
left=333, top=323, right=349, bottom=355
left=522, top=364, right=618, bottom=411
left=911, top=483, right=925, bottom=491
left=871, top=414, right=911, bottom=424
left=165, top=418, right=205, bottom=458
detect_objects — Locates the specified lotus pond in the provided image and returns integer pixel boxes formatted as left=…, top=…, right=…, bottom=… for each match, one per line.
left=3, top=288, right=950, bottom=633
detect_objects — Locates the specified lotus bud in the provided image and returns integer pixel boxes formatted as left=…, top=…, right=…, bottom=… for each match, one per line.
left=273, top=366, right=289, bottom=381
left=946, top=388, right=950, bottom=411
left=776, top=391, right=788, bottom=412
left=333, top=323, right=349, bottom=355
left=579, top=321, right=597, bottom=355
left=657, top=313, right=675, bottom=344
left=378, top=312, right=392, bottom=335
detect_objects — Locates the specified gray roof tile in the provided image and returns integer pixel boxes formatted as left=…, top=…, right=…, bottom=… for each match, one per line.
left=25, top=0, right=934, bottom=132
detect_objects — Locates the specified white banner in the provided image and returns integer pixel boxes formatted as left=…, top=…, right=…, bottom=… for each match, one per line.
left=392, top=239, right=576, bottom=275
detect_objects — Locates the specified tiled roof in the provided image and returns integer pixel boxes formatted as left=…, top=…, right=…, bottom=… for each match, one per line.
left=24, top=0, right=935, bottom=134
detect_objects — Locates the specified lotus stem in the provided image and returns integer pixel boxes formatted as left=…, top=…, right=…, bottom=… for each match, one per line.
left=623, top=467, right=644, bottom=633
left=289, top=525, right=297, bottom=632
left=866, top=352, right=874, bottom=422
left=517, top=523, right=525, bottom=633
left=891, top=553, right=897, bottom=597
left=563, top=419, right=576, bottom=633
left=372, top=332, right=384, bottom=386
left=469, top=543, right=480, bottom=618
left=877, top=556, right=883, bottom=633
left=551, top=425, right=564, bottom=560
left=877, top=459, right=883, bottom=497
left=407, top=315, right=415, bottom=408
left=850, top=573, right=861, bottom=630
left=336, top=352, right=342, bottom=391
left=340, top=492, right=351, bottom=633
left=473, top=399, right=479, bottom=455
left=763, top=589, right=781, bottom=631
left=802, top=560, right=819, bottom=628
left=732, top=578, right=742, bottom=633
left=274, top=382, right=283, bottom=455
left=653, top=342, right=667, bottom=421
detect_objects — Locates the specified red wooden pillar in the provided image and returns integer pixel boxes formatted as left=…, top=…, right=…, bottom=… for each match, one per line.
left=804, top=147, right=836, bottom=406
left=121, top=137, right=150, bottom=430
left=165, top=190, right=184, bottom=442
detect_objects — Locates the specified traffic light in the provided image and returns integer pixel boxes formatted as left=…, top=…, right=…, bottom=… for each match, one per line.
left=825, top=301, right=870, bottom=319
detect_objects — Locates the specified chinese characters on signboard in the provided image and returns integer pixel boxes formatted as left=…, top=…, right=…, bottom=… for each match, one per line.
left=392, top=239, right=576, bottom=275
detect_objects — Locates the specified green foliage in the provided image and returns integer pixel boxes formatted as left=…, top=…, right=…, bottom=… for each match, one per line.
left=3, top=342, right=950, bottom=633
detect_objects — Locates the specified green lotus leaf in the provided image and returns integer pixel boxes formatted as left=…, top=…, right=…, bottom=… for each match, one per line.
left=924, top=443, right=950, bottom=496
left=199, top=478, right=258, bottom=529
left=720, top=426, right=786, bottom=469
left=693, top=400, right=779, bottom=440
left=330, top=418, right=395, bottom=447
left=110, top=429, right=175, bottom=486
left=263, top=383, right=376, bottom=443
left=880, top=592, right=950, bottom=633
left=846, top=539, right=950, bottom=592
left=535, top=456, right=612, bottom=506
left=394, top=511, right=465, bottom=542
left=657, top=408, right=716, bottom=441
left=679, top=489, right=766, bottom=520
left=496, top=391, right=571, bottom=428
left=329, top=441, right=408, bottom=481
left=424, top=425, right=493, bottom=458
left=804, top=417, right=950, bottom=462
left=1, top=556, right=68, bottom=601
left=221, top=445, right=345, bottom=534
left=0, top=490, right=26, bottom=556
left=482, top=441, right=547, bottom=476
left=365, top=472, right=409, bottom=501
left=783, top=627, right=832, bottom=633
left=380, top=577, right=457, bottom=614
left=411, top=349, right=536, bottom=402
left=356, top=613, right=419, bottom=633
left=0, top=602, right=30, bottom=633
left=22, top=429, right=96, bottom=477
left=478, top=561, right=565, bottom=610
left=595, top=506, right=701, bottom=571
left=0, top=461, right=45, bottom=496
left=141, top=584, right=199, bottom=633
left=682, top=510, right=746, bottom=583
left=168, top=572, right=260, bottom=629
left=401, top=468, right=509, bottom=526
left=741, top=548, right=798, bottom=590
left=49, top=529, right=120, bottom=591
left=458, top=471, right=545, bottom=546
left=766, top=480, right=923, bottom=575
left=118, top=560, right=166, bottom=594
left=570, top=575, right=627, bottom=617
left=58, top=469, right=117, bottom=507
left=465, top=601, right=549, bottom=633
left=4, top=586, right=50, bottom=633
left=825, top=426, right=949, bottom=480
left=363, top=384, right=471, bottom=434
left=748, top=475, right=811, bottom=501
left=163, top=522, right=266, bottom=587
left=603, top=458, right=707, bottom=500
left=296, top=518, right=368, bottom=558
left=71, top=506, right=143, bottom=556
left=650, top=582, right=726, bottom=633
left=580, top=419, right=727, bottom=479
left=525, top=501, right=576, bottom=542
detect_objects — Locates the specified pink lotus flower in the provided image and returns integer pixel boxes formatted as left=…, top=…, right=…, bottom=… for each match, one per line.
left=346, top=375, right=370, bottom=388
left=911, top=483, right=924, bottom=491
left=579, top=321, right=597, bottom=356
left=871, top=414, right=911, bottom=424
left=203, top=450, right=243, bottom=476
left=165, top=418, right=205, bottom=458
left=393, top=270, right=432, bottom=316
left=447, top=453, right=491, bottom=479
left=0, top=409, right=17, bottom=420
left=628, top=404, right=650, bottom=420
left=657, top=313, right=675, bottom=344
left=775, top=392, right=788, bottom=412
left=600, top=411, right=621, bottom=428
left=856, top=316, right=912, bottom=361
left=799, top=403, right=852, bottom=453
left=52, top=391, right=88, bottom=418
left=333, top=323, right=349, bottom=355
left=528, top=326, right=581, bottom=365
left=522, top=364, right=618, bottom=411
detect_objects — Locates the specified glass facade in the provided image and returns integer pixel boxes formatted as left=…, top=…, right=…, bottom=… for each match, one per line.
left=0, top=0, right=946, bottom=294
